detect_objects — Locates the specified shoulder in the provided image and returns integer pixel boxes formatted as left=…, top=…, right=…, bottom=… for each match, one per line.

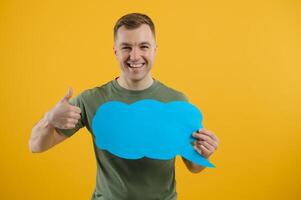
left=70, top=80, right=114, bottom=105
left=80, top=80, right=114, bottom=99
left=156, top=80, right=188, bottom=102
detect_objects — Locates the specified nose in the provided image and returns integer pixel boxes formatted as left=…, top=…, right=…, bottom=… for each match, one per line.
left=129, top=47, right=140, bottom=61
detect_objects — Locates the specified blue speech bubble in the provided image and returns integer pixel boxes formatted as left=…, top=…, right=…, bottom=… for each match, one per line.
left=92, top=99, right=214, bottom=168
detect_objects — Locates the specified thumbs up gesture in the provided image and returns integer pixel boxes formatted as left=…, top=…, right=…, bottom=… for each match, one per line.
left=45, top=88, right=82, bottom=129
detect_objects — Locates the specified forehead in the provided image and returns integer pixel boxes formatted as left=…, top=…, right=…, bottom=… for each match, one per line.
left=115, top=24, right=155, bottom=45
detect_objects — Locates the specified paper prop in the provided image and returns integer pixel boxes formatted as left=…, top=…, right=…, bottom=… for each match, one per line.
left=92, top=99, right=215, bottom=168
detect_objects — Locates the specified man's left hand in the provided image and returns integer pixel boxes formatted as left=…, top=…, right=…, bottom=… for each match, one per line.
left=192, top=128, right=219, bottom=159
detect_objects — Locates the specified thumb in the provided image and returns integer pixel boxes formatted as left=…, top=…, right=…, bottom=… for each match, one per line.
left=61, top=87, right=73, bottom=102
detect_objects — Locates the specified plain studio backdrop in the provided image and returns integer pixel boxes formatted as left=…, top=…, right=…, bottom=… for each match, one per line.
left=0, top=0, right=300, bottom=199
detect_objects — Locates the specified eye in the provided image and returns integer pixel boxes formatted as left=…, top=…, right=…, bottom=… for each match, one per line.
left=121, top=47, right=131, bottom=50
left=140, top=45, right=149, bottom=49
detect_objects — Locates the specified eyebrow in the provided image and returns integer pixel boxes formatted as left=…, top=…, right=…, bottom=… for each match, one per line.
left=140, top=42, right=151, bottom=46
left=119, top=42, right=151, bottom=47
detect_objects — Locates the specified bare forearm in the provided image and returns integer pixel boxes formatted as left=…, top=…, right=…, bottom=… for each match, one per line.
left=182, top=157, right=207, bottom=173
left=187, top=161, right=206, bottom=173
left=29, top=88, right=80, bottom=153
left=29, top=113, right=56, bottom=153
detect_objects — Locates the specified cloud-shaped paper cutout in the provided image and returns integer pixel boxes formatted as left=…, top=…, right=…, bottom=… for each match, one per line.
left=92, top=99, right=214, bottom=168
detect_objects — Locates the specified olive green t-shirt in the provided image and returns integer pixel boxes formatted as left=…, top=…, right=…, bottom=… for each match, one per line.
left=56, top=78, right=188, bottom=200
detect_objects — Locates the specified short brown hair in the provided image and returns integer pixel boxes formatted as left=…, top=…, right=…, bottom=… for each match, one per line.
left=114, top=13, right=156, bottom=41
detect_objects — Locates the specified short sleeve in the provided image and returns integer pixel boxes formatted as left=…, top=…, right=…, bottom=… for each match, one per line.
left=178, top=92, right=189, bottom=102
left=55, top=94, right=86, bottom=137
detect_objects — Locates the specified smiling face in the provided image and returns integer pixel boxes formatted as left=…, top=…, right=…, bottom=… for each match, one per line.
left=114, top=24, right=157, bottom=83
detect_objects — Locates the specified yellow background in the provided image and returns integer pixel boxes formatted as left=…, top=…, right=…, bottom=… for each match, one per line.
left=1, top=0, right=300, bottom=199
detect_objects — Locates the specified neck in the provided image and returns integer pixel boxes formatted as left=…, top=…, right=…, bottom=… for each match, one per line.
left=117, top=75, right=154, bottom=90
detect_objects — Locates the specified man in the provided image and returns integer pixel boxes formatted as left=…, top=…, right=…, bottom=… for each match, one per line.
left=29, top=13, right=219, bottom=200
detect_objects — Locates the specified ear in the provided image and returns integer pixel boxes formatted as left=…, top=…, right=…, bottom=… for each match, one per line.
left=113, top=45, right=117, bottom=56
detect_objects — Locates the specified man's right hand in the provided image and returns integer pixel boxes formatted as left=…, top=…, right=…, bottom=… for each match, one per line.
left=44, top=88, right=81, bottom=129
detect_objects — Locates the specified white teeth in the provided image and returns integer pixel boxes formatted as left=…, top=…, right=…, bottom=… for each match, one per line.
left=129, top=63, right=144, bottom=68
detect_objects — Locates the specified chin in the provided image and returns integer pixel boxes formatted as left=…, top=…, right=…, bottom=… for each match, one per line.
left=129, top=76, right=145, bottom=82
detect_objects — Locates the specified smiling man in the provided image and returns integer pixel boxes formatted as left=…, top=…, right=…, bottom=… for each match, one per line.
left=114, top=17, right=156, bottom=90
left=29, top=13, right=219, bottom=200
